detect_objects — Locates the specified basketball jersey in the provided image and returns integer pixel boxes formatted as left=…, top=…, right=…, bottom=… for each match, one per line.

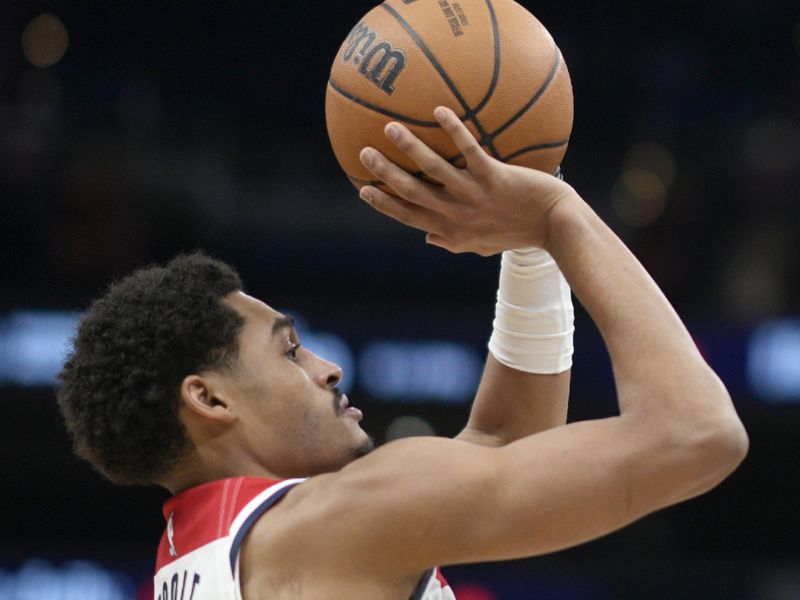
left=153, top=476, right=456, bottom=600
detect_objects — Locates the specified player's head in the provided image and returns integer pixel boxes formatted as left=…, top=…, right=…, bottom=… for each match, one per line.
left=57, top=252, right=372, bottom=488
left=202, top=291, right=374, bottom=480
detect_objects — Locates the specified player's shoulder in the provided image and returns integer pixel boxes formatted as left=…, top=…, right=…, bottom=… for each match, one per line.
left=241, top=436, right=496, bottom=571
left=283, top=435, right=492, bottom=511
left=238, top=455, right=451, bottom=597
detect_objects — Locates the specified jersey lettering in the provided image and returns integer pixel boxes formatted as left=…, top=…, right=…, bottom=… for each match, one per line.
left=157, top=571, right=200, bottom=600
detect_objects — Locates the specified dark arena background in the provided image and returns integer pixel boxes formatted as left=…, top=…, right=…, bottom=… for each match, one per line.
left=1, top=1, right=799, bottom=598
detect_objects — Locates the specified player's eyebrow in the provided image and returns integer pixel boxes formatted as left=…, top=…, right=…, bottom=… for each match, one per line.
left=271, top=315, right=295, bottom=336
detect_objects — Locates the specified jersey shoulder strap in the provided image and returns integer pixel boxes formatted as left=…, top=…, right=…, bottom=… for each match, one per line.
left=228, top=478, right=305, bottom=575
left=410, top=567, right=456, bottom=600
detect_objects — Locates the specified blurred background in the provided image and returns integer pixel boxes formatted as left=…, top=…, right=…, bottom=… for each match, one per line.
left=1, top=0, right=799, bottom=598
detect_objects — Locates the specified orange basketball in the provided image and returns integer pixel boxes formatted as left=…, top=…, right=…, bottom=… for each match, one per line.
left=325, top=0, right=573, bottom=190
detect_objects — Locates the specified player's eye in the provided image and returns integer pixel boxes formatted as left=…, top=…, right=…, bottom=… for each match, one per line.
left=286, top=343, right=301, bottom=361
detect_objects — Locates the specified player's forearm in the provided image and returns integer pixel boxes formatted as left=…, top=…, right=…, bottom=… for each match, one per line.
left=457, top=356, right=569, bottom=446
left=543, top=192, right=746, bottom=444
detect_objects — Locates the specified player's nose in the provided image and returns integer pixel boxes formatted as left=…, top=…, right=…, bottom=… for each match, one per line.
left=313, top=355, right=343, bottom=389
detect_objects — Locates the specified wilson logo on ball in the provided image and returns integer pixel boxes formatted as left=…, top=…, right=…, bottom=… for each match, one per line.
left=342, top=23, right=406, bottom=95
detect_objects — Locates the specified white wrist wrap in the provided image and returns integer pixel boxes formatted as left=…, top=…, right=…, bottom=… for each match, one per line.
left=488, top=248, right=574, bottom=374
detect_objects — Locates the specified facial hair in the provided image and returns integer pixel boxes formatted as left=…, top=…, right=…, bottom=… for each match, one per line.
left=356, top=436, right=376, bottom=457
left=332, top=387, right=375, bottom=457
left=332, top=387, right=344, bottom=416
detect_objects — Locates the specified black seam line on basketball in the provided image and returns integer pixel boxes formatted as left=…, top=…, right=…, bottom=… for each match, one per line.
left=488, top=46, right=562, bottom=140
left=471, top=0, right=501, bottom=116
left=501, top=138, right=570, bottom=162
left=349, top=152, right=466, bottom=187
left=380, top=2, right=500, bottom=159
left=328, top=78, right=440, bottom=128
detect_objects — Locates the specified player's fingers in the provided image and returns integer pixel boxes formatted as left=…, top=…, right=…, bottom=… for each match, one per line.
left=360, top=147, right=450, bottom=212
left=433, top=106, right=492, bottom=176
left=384, top=122, right=462, bottom=187
left=360, top=185, right=444, bottom=235
left=425, top=232, right=464, bottom=254
left=427, top=233, right=497, bottom=256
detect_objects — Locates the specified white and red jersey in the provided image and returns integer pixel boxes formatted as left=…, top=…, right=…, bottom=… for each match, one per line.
left=153, top=476, right=455, bottom=600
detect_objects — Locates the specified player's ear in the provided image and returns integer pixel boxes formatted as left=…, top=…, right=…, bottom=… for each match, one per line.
left=179, top=374, right=236, bottom=424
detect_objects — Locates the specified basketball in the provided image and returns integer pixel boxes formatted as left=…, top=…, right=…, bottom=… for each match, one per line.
left=325, top=0, right=573, bottom=190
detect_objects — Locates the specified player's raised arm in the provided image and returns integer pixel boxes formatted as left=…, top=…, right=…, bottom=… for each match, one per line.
left=331, top=106, right=749, bottom=572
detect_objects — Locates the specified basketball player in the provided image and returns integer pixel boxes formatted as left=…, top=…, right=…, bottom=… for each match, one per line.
left=57, top=107, right=747, bottom=599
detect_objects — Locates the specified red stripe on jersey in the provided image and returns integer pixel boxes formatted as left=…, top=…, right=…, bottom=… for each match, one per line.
left=435, top=567, right=449, bottom=588
left=155, top=476, right=282, bottom=571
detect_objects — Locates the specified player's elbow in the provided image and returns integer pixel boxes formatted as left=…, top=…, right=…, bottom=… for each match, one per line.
left=632, top=375, right=749, bottom=503
left=706, top=410, right=749, bottom=477
left=660, top=370, right=748, bottom=481
left=699, top=381, right=748, bottom=467
left=670, top=399, right=749, bottom=495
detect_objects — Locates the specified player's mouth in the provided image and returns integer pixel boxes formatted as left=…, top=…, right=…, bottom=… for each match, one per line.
left=334, top=389, right=363, bottom=421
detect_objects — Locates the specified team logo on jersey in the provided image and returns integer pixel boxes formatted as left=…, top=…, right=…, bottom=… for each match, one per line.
left=167, top=511, right=177, bottom=557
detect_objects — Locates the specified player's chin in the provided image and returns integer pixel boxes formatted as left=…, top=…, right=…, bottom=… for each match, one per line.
left=341, top=427, right=375, bottom=463
left=335, top=414, right=374, bottom=458
left=355, top=434, right=376, bottom=458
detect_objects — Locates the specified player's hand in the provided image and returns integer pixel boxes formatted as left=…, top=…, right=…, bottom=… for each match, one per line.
left=358, top=106, right=576, bottom=256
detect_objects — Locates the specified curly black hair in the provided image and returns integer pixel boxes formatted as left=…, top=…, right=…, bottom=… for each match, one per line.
left=57, top=252, right=245, bottom=485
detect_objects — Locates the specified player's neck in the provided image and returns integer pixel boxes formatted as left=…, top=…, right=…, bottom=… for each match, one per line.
left=159, top=453, right=281, bottom=495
